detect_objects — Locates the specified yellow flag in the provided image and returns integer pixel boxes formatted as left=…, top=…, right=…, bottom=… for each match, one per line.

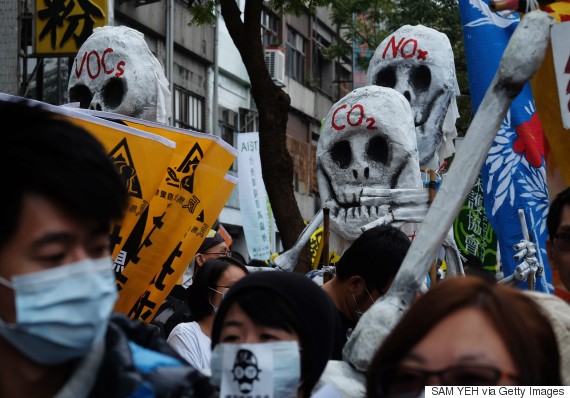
left=78, top=112, right=237, bottom=320
left=63, top=109, right=180, bottom=260
left=310, top=227, right=324, bottom=269
left=116, top=174, right=237, bottom=322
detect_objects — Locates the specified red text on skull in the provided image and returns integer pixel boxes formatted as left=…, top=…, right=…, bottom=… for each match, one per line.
left=331, top=103, right=377, bottom=131
left=74, top=48, right=126, bottom=79
left=382, top=36, right=428, bottom=61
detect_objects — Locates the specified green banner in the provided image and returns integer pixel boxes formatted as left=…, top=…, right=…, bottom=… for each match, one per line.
left=453, top=174, right=498, bottom=270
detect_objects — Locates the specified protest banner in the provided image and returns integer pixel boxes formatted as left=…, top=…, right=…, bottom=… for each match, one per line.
left=237, top=132, right=275, bottom=261
left=118, top=173, right=237, bottom=322
left=77, top=111, right=238, bottom=320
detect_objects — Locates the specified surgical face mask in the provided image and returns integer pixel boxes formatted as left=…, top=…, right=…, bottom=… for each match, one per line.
left=0, top=257, right=118, bottom=365
left=208, top=287, right=227, bottom=313
left=210, top=341, right=301, bottom=398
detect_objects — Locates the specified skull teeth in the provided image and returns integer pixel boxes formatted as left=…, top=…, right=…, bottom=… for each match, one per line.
left=330, top=204, right=388, bottom=223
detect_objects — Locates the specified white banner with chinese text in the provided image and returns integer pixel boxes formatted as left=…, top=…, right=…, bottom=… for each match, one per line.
left=237, top=132, right=275, bottom=260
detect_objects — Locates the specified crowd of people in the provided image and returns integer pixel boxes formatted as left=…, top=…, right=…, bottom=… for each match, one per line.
left=1, top=97, right=569, bottom=398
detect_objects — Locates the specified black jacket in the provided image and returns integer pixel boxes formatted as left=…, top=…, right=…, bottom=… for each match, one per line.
left=88, top=313, right=216, bottom=398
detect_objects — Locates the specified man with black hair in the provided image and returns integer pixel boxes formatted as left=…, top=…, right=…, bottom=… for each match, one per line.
left=321, top=225, right=411, bottom=358
left=547, top=187, right=570, bottom=303
left=462, top=254, right=497, bottom=284
left=0, top=97, right=214, bottom=397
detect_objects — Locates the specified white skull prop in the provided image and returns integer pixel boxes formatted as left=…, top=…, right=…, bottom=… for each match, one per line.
left=366, top=25, right=460, bottom=167
left=317, top=86, right=422, bottom=241
left=68, top=26, right=171, bottom=123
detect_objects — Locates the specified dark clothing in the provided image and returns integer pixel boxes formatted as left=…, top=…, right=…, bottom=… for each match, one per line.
left=87, top=312, right=214, bottom=398
left=331, top=308, right=355, bottom=360
left=151, top=285, right=196, bottom=339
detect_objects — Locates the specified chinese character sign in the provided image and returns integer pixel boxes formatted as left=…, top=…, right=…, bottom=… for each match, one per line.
left=237, top=132, right=275, bottom=261
left=35, top=0, right=107, bottom=55
left=453, top=175, right=498, bottom=269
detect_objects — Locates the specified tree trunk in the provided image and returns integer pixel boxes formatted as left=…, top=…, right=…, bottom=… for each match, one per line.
left=220, top=0, right=311, bottom=273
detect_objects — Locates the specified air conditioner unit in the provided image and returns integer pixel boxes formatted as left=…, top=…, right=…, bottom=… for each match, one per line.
left=264, top=47, right=286, bottom=87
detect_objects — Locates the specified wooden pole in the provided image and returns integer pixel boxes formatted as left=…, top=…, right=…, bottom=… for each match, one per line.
left=322, top=207, right=333, bottom=284
left=422, top=168, right=439, bottom=287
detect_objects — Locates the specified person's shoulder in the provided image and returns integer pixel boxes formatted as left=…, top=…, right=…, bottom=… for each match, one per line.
left=523, top=290, right=570, bottom=385
left=170, top=321, right=200, bottom=335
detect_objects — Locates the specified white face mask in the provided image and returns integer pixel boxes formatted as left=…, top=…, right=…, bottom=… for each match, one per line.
left=210, top=341, right=301, bottom=398
left=0, top=257, right=118, bottom=364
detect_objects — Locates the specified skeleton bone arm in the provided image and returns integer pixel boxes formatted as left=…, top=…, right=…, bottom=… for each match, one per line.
left=272, top=209, right=324, bottom=271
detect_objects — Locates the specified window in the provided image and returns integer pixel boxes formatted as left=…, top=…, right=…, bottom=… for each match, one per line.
left=312, top=32, right=334, bottom=96
left=286, top=27, right=306, bottom=84
left=173, top=86, right=205, bottom=132
left=261, top=8, right=280, bottom=47
left=219, top=108, right=238, bottom=170
left=239, top=107, right=259, bottom=132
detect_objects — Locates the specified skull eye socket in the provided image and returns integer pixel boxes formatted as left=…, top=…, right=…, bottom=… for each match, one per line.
left=366, top=136, right=389, bottom=165
left=102, top=77, right=126, bottom=109
left=330, top=140, right=352, bottom=169
left=373, top=66, right=396, bottom=88
left=410, top=65, right=431, bottom=92
left=68, top=84, right=93, bottom=109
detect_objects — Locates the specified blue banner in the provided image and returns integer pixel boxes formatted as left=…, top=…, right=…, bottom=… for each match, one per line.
left=458, top=0, right=552, bottom=291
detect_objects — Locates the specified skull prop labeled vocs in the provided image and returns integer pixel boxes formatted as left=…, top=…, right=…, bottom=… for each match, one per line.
left=67, top=25, right=171, bottom=124
left=316, top=86, right=422, bottom=244
left=366, top=25, right=460, bottom=168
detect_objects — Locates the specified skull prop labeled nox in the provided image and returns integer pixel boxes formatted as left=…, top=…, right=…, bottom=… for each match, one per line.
left=68, top=26, right=171, bottom=123
left=366, top=25, right=460, bottom=167
left=317, top=86, right=422, bottom=241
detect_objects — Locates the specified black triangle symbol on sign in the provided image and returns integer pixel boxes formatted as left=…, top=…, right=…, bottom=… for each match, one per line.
left=196, top=210, right=205, bottom=223
left=109, top=137, right=143, bottom=199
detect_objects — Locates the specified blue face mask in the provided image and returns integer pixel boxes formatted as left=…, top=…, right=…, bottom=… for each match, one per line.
left=0, top=257, right=118, bottom=365
left=210, top=341, right=301, bottom=398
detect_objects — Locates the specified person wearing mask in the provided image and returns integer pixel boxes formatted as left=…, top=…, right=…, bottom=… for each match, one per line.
left=0, top=97, right=214, bottom=398
left=167, top=257, right=248, bottom=370
left=321, top=225, right=411, bottom=357
left=210, top=271, right=342, bottom=398
left=152, top=229, right=232, bottom=336
left=366, top=276, right=562, bottom=396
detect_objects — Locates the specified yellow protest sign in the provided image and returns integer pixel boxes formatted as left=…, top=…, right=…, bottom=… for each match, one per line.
left=59, top=108, right=176, bottom=260
left=116, top=173, right=237, bottom=321
left=310, top=227, right=324, bottom=269
left=78, top=111, right=237, bottom=321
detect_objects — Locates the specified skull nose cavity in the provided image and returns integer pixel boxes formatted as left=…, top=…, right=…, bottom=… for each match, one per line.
left=89, top=102, right=102, bottom=111
left=352, top=167, right=370, bottom=180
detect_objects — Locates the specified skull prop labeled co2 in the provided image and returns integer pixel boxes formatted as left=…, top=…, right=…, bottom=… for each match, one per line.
left=317, top=86, right=422, bottom=242
left=366, top=25, right=460, bottom=167
left=68, top=25, right=171, bottom=124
